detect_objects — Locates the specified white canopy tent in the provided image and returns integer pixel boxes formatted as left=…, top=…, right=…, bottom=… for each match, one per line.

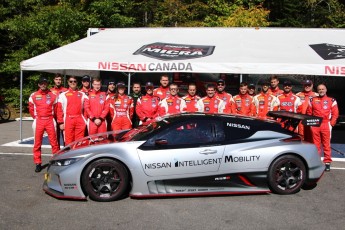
left=19, top=27, right=345, bottom=140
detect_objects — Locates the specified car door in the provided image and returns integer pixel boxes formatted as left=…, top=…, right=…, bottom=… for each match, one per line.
left=137, top=118, right=225, bottom=177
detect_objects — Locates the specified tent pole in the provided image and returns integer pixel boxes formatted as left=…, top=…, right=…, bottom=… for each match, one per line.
left=127, top=73, right=131, bottom=95
left=19, top=70, right=23, bottom=142
left=240, top=74, right=243, bottom=83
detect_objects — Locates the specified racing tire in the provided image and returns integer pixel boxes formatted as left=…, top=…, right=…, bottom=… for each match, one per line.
left=0, top=106, right=11, bottom=121
left=81, top=159, right=129, bottom=202
left=268, top=155, right=306, bottom=195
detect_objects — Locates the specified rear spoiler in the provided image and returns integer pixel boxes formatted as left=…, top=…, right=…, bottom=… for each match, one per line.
left=267, top=111, right=322, bottom=131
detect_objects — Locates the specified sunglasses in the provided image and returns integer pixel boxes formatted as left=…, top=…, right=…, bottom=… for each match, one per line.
left=69, top=80, right=77, bottom=83
left=284, top=85, right=292, bottom=87
left=217, top=83, right=224, bottom=86
left=304, top=84, right=312, bottom=87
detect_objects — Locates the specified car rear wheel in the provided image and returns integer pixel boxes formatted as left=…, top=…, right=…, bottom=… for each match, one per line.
left=81, top=159, right=129, bottom=202
left=268, top=155, right=306, bottom=195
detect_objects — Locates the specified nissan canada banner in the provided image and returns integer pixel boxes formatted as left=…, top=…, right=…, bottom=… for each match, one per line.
left=133, top=42, right=215, bottom=61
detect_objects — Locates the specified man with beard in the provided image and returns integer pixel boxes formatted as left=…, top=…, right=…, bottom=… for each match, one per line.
left=80, top=75, right=91, bottom=96
left=231, top=82, right=255, bottom=116
left=29, top=77, right=60, bottom=172
left=268, top=75, right=284, bottom=97
left=307, top=84, right=339, bottom=172
left=129, top=82, right=142, bottom=128
left=215, top=79, right=233, bottom=113
left=252, top=81, right=280, bottom=119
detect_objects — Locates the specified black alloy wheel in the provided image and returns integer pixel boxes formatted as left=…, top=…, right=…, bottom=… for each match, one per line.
left=81, top=159, right=129, bottom=202
left=268, top=155, right=306, bottom=195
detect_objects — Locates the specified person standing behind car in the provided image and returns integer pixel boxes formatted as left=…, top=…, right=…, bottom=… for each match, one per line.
left=108, top=82, right=134, bottom=131
left=57, top=76, right=89, bottom=145
left=129, top=82, right=142, bottom=128
left=268, top=75, right=284, bottom=97
left=247, top=84, right=256, bottom=96
left=158, top=83, right=186, bottom=116
left=296, top=80, right=318, bottom=142
left=153, top=74, right=170, bottom=100
left=80, top=75, right=91, bottom=96
left=215, top=79, right=233, bottom=114
left=29, top=77, right=60, bottom=172
left=136, top=82, right=160, bottom=124
left=84, top=77, right=109, bottom=135
left=182, top=83, right=201, bottom=113
left=307, top=84, right=339, bottom=172
left=197, top=84, right=225, bottom=114
left=231, top=82, right=255, bottom=116
left=277, top=80, right=302, bottom=113
left=252, top=81, right=280, bottom=119
left=50, top=73, right=67, bottom=146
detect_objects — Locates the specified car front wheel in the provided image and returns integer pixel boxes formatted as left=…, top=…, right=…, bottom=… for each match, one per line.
left=81, top=159, right=129, bottom=202
left=268, top=155, right=306, bottom=195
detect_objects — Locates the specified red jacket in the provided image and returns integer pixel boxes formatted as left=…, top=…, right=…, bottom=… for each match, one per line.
left=232, top=94, right=255, bottom=116
left=84, top=90, right=109, bottom=120
left=277, top=92, right=302, bottom=113
left=268, top=87, right=284, bottom=97
left=29, top=89, right=58, bottom=119
left=136, top=94, right=160, bottom=122
left=159, top=95, right=186, bottom=116
left=306, top=95, right=339, bottom=126
left=57, top=88, right=89, bottom=123
left=108, top=94, right=134, bottom=120
left=153, top=86, right=170, bottom=100
left=197, top=96, right=225, bottom=114
left=216, top=91, right=233, bottom=113
left=50, top=86, right=67, bottom=95
left=252, top=92, right=280, bottom=119
left=296, top=91, right=318, bottom=114
left=182, top=94, right=201, bottom=112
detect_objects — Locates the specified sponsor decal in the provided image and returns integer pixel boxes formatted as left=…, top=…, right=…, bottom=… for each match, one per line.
left=215, top=176, right=231, bottom=181
left=63, top=183, right=78, bottom=190
left=304, top=118, right=321, bottom=126
left=98, top=61, right=193, bottom=72
left=144, top=162, right=172, bottom=169
left=133, top=42, right=215, bottom=61
left=225, top=155, right=260, bottom=163
left=174, top=158, right=222, bottom=167
left=226, top=122, right=250, bottom=130
left=310, top=43, right=345, bottom=60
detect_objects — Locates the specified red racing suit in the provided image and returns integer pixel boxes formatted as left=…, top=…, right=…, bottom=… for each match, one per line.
left=252, top=92, right=280, bottom=119
left=182, top=94, right=201, bottom=112
left=153, top=86, right=170, bottom=100
left=57, top=88, right=88, bottom=145
left=158, top=95, right=187, bottom=116
left=268, top=87, right=284, bottom=97
left=197, top=96, right=225, bottom=114
left=84, top=90, right=109, bottom=135
left=231, top=94, right=255, bottom=116
left=136, top=94, right=160, bottom=123
left=216, top=91, right=233, bottom=113
left=296, top=91, right=318, bottom=141
left=29, top=89, right=60, bottom=164
left=277, top=92, right=302, bottom=113
left=79, top=87, right=91, bottom=96
left=108, top=94, right=134, bottom=131
left=50, top=86, right=68, bottom=95
left=306, top=95, right=339, bottom=163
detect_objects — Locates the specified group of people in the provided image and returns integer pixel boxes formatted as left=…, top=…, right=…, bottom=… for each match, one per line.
left=28, top=73, right=339, bottom=172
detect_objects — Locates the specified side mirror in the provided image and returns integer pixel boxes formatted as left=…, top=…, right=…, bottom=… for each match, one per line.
left=155, top=139, right=168, bottom=145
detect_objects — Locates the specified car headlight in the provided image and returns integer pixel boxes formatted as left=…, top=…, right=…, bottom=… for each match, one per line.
left=50, top=158, right=81, bottom=166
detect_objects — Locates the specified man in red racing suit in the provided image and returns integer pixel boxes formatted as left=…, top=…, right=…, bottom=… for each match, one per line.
left=252, top=81, right=280, bottom=119
left=57, top=76, right=89, bottom=145
left=136, top=82, right=160, bottom=124
left=153, top=74, right=170, bottom=100
left=306, top=84, right=339, bottom=171
left=29, top=77, right=60, bottom=172
left=197, top=84, right=225, bottom=114
left=231, top=82, right=255, bottom=116
left=182, top=83, right=201, bottom=113
left=158, top=83, right=186, bottom=116
left=108, top=82, right=134, bottom=131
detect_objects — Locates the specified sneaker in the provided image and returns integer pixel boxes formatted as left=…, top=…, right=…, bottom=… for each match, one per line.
left=35, top=164, right=42, bottom=173
left=325, top=163, right=331, bottom=172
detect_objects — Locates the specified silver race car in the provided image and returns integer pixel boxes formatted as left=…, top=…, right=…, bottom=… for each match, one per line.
left=43, top=112, right=325, bottom=202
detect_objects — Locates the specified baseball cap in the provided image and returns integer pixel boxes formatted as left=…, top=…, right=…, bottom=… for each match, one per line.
left=248, top=84, right=255, bottom=89
left=302, top=79, right=313, bottom=85
left=145, top=82, right=154, bottom=89
left=261, top=80, right=270, bottom=86
left=82, top=75, right=90, bottom=82
left=38, top=77, right=48, bottom=84
left=283, top=80, right=292, bottom=86
left=217, top=79, right=225, bottom=84
left=116, top=81, right=126, bottom=88
left=108, top=81, right=115, bottom=85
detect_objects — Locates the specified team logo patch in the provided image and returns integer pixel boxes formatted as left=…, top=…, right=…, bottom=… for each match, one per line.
left=310, top=43, right=345, bottom=60
left=133, top=42, right=215, bottom=61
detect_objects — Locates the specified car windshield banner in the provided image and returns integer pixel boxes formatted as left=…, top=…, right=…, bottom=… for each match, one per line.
left=309, top=43, right=345, bottom=60
left=133, top=42, right=215, bottom=61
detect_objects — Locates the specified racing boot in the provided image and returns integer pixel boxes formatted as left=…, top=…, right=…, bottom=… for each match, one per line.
left=35, top=164, right=42, bottom=173
left=325, top=163, right=331, bottom=172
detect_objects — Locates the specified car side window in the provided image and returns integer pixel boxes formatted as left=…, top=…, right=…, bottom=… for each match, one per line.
left=144, top=119, right=224, bottom=147
left=223, top=118, right=255, bottom=141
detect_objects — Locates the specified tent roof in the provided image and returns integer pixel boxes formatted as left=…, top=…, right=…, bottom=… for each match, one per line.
left=20, top=27, right=345, bottom=77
